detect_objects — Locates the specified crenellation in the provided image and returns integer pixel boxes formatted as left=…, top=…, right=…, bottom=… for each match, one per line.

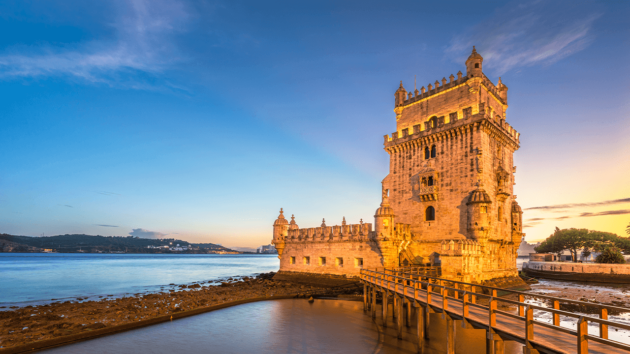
left=272, top=47, right=524, bottom=284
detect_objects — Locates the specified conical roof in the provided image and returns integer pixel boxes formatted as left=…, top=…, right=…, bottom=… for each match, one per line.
left=467, top=46, right=483, bottom=61
left=273, top=208, right=289, bottom=225
left=375, top=195, right=395, bottom=216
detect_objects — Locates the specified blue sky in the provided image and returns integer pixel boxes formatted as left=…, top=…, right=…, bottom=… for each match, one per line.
left=1, top=0, right=629, bottom=247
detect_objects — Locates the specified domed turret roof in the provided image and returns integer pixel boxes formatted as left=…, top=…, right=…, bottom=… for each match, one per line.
left=511, top=201, right=522, bottom=213
left=289, top=214, right=299, bottom=230
left=375, top=196, right=395, bottom=216
left=467, top=189, right=491, bottom=204
left=467, top=46, right=483, bottom=62
left=273, top=208, right=289, bottom=226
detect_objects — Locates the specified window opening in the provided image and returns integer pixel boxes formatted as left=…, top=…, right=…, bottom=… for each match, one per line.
left=319, top=257, right=326, bottom=266
left=303, top=256, right=310, bottom=265
left=336, top=257, right=344, bottom=267
left=290, top=256, right=295, bottom=265
left=354, top=258, right=364, bottom=268
left=426, top=206, right=436, bottom=221
left=431, top=145, right=436, bottom=158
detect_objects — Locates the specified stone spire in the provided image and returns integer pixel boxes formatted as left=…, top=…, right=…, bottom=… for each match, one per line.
left=321, top=218, right=326, bottom=227
left=342, top=216, right=347, bottom=226
left=273, top=208, right=288, bottom=225
left=289, top=214, right=299, bottom=230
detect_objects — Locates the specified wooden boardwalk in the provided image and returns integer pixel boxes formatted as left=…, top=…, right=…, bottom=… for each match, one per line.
left=361, top=268, right=630, bottom=354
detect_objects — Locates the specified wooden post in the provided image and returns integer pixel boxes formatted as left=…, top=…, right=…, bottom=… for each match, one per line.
left=600, top=308, right=608, bottom=339
left=454, top=283, right=459, bottom=300
left=525, top=305, right=534, bottom=342
left=417, top=302, right=424, bottom=351
left=427, top=284, right=432, bottom=307
left=471, top=285, right=477, bottom=304
left=383, top=290, right=388, bottom=327
left=486, top=329, right=495, bottom=354
left=393, top=291, right=397, bottom=319
left=553, top=300, right=560, bottom=326
left=424, top=303, right=431, bottom=340
left=363, top=283, right=367, bottom=312
left=577, top=316, right=588, bottom=354
left=372, top=285, right=377, bottom=319
left=397, top=295, right=403, bottom=339
left=446, top=313, right=455, bottom=354
left=489, top=297, right=496, bottom=327
left=462, top=291, right=469, bottom=328
left=494, top=337, right=505, bottom=354
left=406, top=296, right=411, bottom=327
left=442, top=287, right=448, bottom=320
left=518, top=294, right=525, bottom=317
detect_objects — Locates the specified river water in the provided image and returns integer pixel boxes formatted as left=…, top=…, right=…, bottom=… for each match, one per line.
left=41, top=299, right=523, bottom=354
left=0, top=253, right=279, bottom=307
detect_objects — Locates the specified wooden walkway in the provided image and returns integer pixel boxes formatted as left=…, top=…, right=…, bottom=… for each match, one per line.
left=361, top=268, right=630, bottom=354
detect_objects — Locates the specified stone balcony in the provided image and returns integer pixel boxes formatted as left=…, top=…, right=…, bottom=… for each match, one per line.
left=417, top=185, right=438, bottom=201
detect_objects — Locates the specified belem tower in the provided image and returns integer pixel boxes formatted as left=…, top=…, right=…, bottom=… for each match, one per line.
left=272, top=47, right=524, bottom=285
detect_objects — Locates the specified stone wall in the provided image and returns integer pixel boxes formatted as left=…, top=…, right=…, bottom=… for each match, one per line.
left=524, top=261, right=630, bottom=275
left=279, top=240, right=382, bottom=276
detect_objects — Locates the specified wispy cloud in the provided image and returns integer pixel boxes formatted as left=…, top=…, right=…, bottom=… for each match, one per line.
left=58, top=204, right=73, bottom=208
left=446, top=0, right=602, bottom=75
left=129, top=228, right=167, bottom=239
left=96, top=224, right=119, bottom=227
left=525, top=197, right=630, bottom=211
left=0, top=0, right=190, bottom=88
left=579, top=210, right=630, bottom=218
left=524, top=209, right=630, bottom=223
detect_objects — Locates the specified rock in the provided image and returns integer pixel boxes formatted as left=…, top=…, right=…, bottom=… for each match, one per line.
left=308, top=296, right=314, bottom=303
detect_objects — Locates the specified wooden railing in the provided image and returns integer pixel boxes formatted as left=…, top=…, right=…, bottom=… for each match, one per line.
left=361, top=267, right=630, bottom=354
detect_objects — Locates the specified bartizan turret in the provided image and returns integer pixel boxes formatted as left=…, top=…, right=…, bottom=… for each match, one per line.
left=374, top=192, right=399, bottom=267
left=395, top=81, right=407, bottom=107
left=272, top=208, right=289, bottom=258
left=497, top=77, right=508, bottom=104
left=465, top=46, right=483, bottom=78
left=467, top=188, right=492, bottom=244
left=511, top=201, right=523, bottom=244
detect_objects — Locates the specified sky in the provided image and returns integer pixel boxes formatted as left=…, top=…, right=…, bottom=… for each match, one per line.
left=0, top=0, right=629, bottom=248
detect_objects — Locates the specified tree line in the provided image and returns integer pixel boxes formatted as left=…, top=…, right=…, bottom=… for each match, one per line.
left=534, top=227, right=630, bottom=264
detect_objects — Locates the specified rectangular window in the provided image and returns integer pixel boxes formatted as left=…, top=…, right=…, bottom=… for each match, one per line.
left=336, top=257, right=344, bottom=267
left=290, top=256, right=295, bottom=265
left=354, top=258, right=363, bottom=268
left=480, top=206, right=487, bottom=213
left=303, top=256, right=310, bottom=265
left=318, top=257, right=326, bottom=266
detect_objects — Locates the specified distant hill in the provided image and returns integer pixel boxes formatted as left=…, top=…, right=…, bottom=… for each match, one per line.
left=0, top=233, right=239, bottom=254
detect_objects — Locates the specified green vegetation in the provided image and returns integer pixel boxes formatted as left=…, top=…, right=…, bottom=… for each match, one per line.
left=534, top=227, right=630, bottom=263
left=0, top=233, right=237, bottom=254
left=626, top=221, right=630, bottom=236
left=595, top=244, right=625, bottom=264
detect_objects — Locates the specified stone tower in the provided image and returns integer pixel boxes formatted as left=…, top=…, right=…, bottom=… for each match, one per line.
left=271, top=47, right=524, bottom=287
left=382, top=47, right=523, bottom=283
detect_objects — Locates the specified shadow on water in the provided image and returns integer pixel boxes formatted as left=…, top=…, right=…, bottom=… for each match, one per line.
left=41, top=299, right=522, bottom=354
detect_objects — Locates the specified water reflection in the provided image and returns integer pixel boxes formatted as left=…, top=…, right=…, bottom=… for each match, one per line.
left=43, top=299, right=522, bottom=354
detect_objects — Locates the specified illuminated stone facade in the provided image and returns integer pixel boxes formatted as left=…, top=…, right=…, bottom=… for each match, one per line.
left=272, top=47, right=524, bottom=283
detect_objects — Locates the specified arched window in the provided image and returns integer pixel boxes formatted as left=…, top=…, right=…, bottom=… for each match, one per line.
left=426, top=206, right=435, bottom=221
left=421, top=177, right=427, bottom=187
left=430, top=145, right=436, bottom=158
left=498, top=206, right=503, bottom=221
left=424, top=147, right=430, bottom=159
left=427, top=176, right=434, bottom=186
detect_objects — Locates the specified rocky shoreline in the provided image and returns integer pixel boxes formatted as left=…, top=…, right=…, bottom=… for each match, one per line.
left=0, top=272, right=361, bottom=350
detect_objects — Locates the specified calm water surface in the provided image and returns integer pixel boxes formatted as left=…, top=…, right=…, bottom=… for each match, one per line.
left=0, top=253, right=278, bottom=306
left=42, top=299, right=523, bottom=354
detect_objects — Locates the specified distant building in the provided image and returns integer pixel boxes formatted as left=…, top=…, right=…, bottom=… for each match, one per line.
left=257, top=244, right=277, bottom=254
